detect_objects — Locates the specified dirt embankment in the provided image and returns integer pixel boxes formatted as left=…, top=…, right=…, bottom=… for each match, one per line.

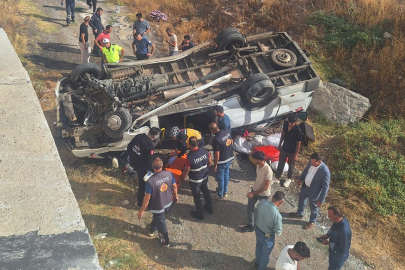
left=3, top=0, right=379, bottom=269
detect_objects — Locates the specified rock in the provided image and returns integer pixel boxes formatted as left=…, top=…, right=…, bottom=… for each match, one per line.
left=93, top=233, right=107, bottom=240
left=309, top=81, right=370, bottom=124
left=369, top=69, right=378, bottom=76
left=383, top=32, right=392, bottom=39
left=180, top=17, right=190, bottom=22
left=122, top=200, right=129, bottom=206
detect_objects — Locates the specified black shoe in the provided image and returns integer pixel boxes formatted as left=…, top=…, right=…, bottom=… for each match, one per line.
left=190, top=211, right=204, bottom=220
left=71, top=19, right=75, bottom=22
left=289, top=212, right=304, bottom=219
left=204, top=204, right=213, bottom=214
left=240, top=225, right=254, bottom=232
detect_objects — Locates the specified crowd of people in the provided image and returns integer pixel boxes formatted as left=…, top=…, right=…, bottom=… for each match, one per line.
left=62, top=2, right=195, bottom=65
left=61, top=3, right=352, bottom=270
left=127, top=105, right=352, bottom=270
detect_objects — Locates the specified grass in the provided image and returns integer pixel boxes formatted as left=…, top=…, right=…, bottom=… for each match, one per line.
left=309, top=114, right=405, bottom=268
left=66, top=164, right=156, bottom=269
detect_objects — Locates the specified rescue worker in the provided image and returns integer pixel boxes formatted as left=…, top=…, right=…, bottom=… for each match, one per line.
left=138, top=157, right=178, bottom=247
left=167, top=126, right=205, bottom=164
left=179, top=136, right=213, bottom=220
left=101, top=39, right=125, bottom=63
left=208, top=122, right=234, bottom=200
left=127, top=127, right=160, bottom=207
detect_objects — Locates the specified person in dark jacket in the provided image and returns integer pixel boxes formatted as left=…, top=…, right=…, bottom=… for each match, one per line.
left=89, top=7, right=104, bottom=55
left=138, top=157, right=178, bottom=247
left=61, top=0, right=75, bottom=26
left=318, top=206, right=352, bottom=270
left=127, top=127, right=160, bottom=207
left=179, top=137, right=213, bottom=220
left=209, top=122, right=234, bottom=200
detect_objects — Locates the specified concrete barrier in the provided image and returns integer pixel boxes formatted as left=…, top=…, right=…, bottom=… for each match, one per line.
left=0, top=26, right=102, bottom=269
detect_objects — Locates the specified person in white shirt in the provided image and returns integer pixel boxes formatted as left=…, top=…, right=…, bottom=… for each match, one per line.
left=289, top=152, right=331, bottom=230
left=275, top=241, right=311, bottom=270
left=241, top=151, right=272, bottom=233
left=165, top=28, right=179, bottom=56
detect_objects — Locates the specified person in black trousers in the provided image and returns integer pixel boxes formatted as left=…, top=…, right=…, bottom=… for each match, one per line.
left=87, top=0, right=97, bottom=13
left=127, top=127, right=160, bottom=207
left=89, top=7, right=104, bottom=56
left=179, top=136, right=213, bottom=220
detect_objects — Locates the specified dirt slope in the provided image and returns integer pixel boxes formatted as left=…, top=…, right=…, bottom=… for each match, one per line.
left=24, top=1, right=368, bottom=269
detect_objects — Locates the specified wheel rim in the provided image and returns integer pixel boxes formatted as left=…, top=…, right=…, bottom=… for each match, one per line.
left=107, top=114, right=123, bottom=131
left=275, top=51, right=292, bottom=63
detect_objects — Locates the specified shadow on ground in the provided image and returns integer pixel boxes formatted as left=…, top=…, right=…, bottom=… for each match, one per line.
left=83, top=214, right=254, bottom=270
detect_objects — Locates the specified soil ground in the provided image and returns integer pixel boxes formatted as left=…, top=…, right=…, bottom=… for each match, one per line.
left=23, top=1, right=368, bottom=269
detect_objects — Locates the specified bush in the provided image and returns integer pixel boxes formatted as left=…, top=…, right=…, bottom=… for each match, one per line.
left=329, top=119, right=405, bottom=223
left=306, top=11, right=384, bottom=51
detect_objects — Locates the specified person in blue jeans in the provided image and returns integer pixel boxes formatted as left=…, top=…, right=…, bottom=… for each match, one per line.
left=318, top=206, right=352, bottom=270
left=209, top=122, right=234, bottom=200
left=255, top=191, right=284, bottom=270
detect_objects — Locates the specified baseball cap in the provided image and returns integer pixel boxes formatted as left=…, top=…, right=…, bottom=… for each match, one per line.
left=102, top=38, right=110, bottom=44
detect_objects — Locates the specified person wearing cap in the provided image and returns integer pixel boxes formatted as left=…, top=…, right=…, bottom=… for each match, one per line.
left=213, top=105, right=231, bottom=131
left=178, top=35, right=195, bottom=52
left=132, top=33, right=155, bottom=60
left=179, top=136, right=213, bottom=220
left=289, top=152, right=330, bottom=230
left=275, top=241, right=311, bottom=270
left=138, top=157, right=178, bottom=247
left=208, top=122, right=234, bottom=200
left=127, top=127, right=160, bottom=207
left=275, top=113, right=302, bottom=187
left=241, top=151, right=272, bottom=233
left=254, top=191, right=284, bottom=270
left=78, top=16, right=91, bottom=64
left=61, top=0, right=75, bottom=26
left=102, top=39, right=125, bottom=63
left=132, top=13, right=151, bottom=37
left=168, top=126, right=205, bottom=165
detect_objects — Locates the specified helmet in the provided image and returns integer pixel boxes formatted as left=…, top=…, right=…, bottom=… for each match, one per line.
left=170, top=126, right=180, bottom=138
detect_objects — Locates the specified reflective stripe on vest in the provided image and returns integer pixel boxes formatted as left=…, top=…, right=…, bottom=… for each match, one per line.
left=189, top=164, right=207, bottom=172
left=150, top=201, right=172, bottom=214
left=189, top=176, right=208, bottom=183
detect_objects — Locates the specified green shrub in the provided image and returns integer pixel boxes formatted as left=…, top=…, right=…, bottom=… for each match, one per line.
left=328, top=119, right=405, bottom=222
left=306, top=11, right=384, bottom=51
